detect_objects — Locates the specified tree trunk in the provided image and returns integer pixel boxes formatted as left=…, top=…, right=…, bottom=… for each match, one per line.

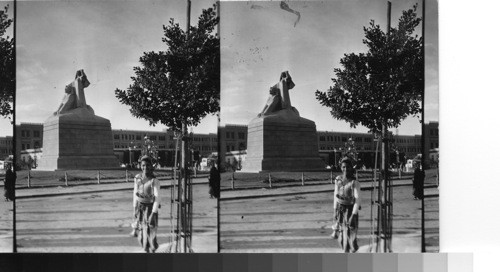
left=178, top=0, right=192, bottom=253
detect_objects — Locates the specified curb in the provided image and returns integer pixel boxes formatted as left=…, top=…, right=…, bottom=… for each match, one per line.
left=220, top=176, right=423, bottom=192
left=220, top=184, right=438, bottom=201
left=16, top=181, right=209, bottom=199
left=15, top=176, right=209, bottom=190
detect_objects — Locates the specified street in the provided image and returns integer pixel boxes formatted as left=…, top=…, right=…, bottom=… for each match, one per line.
left=0, top=198, right=13, bottom=252
left=220, top=181, right=438, bottom=253
left=16, top=183, right=217, bottom=253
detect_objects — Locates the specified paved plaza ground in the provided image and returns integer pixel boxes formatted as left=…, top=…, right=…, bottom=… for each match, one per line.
left=220, top=170, right=439, bottom=253
left=15, top=178, right=217, bottom=253
left=0, top=170, right=14, bottom=252
left=0, top=198, right=13, bottom=252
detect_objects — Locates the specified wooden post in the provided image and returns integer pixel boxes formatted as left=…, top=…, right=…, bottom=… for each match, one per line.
left=301, top=172, right=304, bottom=186
left=97, top=171, right=101, bottom=184
left=268, top=173, right=272, bottom=188
left=330, top=170, right=333, bottom=184
left=27, top=171, right=31, bottom=188
left=398, top=168, right=401, bottom=179
left=356, top=170, right=358, bottom=180
left=126, top=169, right=129, bottom=183
left=376, top=1, right=393, bottom=253
left=421, top=0, right=427, bottom=253
left=231, top=172, right=235, bottom=190
left=65, top=171, right=68, bottom=187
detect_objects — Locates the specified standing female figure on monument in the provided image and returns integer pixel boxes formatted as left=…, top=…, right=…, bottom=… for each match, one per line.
left=131, top=156, right=160, bottom=252
left=331, top=157, right=361, bottom=252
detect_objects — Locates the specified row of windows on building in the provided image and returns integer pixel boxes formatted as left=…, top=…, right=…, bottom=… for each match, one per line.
left=320, top=146, right=422, bottom=153
left=395, top=138, right=421, bottom=144
left=113, top=144, right=216, bottom=151
left=114, top=144, right=168, bottom=149
left=226, top=144, right=246, bottom=152
left=319, top=135, right=373, bottom=143
left=113, top=133, right=216, bottom=143
left=225, top=132, right=245, bottom=140
left=197, top=146, right=217, bottom=151
left=430, top=143, right=439, bottom=149
left=429, top=129, right=439, bottom=136
left=193, top=137, right=217, bottom=142
left=113, top=134, right=168, bottom=142
left=318, top=135, right=420, bottom=145
left=21, top=130, right=41, bottom=138
left=21, top=142, right=41, bottom=150
left=320, top=146, right=372, bottom=151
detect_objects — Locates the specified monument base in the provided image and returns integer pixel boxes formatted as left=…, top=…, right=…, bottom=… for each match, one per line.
left=39, top=155, right=120, bottom=170
left=243, top=109, right=325, bottom=172
left=38, top=108, right=119, bottom=170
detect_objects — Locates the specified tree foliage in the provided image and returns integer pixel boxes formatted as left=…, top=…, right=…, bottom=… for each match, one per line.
left=0, top=5, right=14, bottom=119
left=315, top=5, right=423, bottom=134
left=115, top=4, right=219, bottom=131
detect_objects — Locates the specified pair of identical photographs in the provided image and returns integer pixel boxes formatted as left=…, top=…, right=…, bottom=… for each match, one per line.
left=0, top=0, right=438, bottom=253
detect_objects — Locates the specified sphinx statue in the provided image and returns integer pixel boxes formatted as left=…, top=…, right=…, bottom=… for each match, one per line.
left=245, top=70, right=325, bottom=172
left=54, top=69, right=94, bottom=116
left=257, top=71, right=299, bottom=118
left=40, top=69, right=118, bottom=170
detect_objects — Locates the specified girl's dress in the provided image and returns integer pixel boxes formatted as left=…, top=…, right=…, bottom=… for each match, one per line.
left=333, top=176, right=359, bottom=253
left=133, top=174, right=159, bottom=252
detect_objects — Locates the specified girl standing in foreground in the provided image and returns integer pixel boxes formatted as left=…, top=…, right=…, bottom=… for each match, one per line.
left=331, top=157, right=361, bottom=252
left=132, top=156, right=160, bottom=252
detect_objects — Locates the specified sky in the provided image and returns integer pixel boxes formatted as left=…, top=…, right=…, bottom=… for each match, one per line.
left=0, top=0, right=439, bottom=137
left=220, top=0, right=438, bottom=136
left=11, top=0, right=218, bottom=136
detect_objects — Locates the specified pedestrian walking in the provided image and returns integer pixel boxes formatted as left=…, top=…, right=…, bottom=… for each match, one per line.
left=130, top=156, right=160, bottom=253
left=412, top=160, right=425, bottom=200
left=208, top=161, right=220, bottom=199
left=331, top=157, right=361, bottom=253
left=3, top=162, right=15, bottom=202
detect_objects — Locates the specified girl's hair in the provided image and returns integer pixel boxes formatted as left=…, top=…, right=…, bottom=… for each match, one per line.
left=340, top=157, right=353, bottom=168
left=140, top=155, right=153, bottom=166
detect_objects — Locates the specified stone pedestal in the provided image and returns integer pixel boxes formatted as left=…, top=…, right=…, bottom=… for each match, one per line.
left=243, top=109, right=325, bottom=172
left=38, top=108, right=119, bottom=170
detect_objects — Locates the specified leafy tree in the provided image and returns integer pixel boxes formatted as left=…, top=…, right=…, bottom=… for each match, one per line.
left=316, top=4, right=423, bottom=252
left=115, top=4, right=219, bottom=131
left=0, top=5, right=14, bottom=120
left=315, top=4, right=423, bottom=134
left=115, top=3, right=219, bottom=253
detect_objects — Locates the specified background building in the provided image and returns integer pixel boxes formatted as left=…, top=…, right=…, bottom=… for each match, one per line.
left=219, top=122, right=438, bottom=170
left=15, top=123, right=217, bottom=168
left=424, top=121, right=439, bottom=166
left=0, top=136, right=13, bottom=163
left=424, top=121, right=439, bottom=151
left=14, top=121, right=437, bottom=170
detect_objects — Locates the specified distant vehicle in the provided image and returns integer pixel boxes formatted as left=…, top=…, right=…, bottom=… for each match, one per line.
left=200, top=158, right=209, bottom=171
